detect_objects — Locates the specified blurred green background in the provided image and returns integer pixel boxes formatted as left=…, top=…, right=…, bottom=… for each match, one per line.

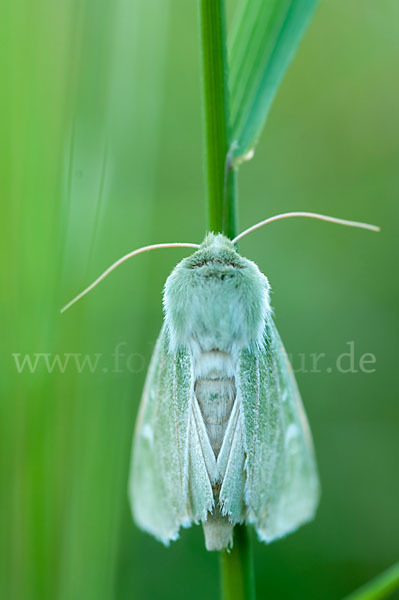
left=1, top=0, right=398, bottom=598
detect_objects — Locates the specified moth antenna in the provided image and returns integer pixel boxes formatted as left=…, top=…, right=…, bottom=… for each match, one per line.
left=60, top=242, right=200, bottom=313
left=232, top=211, right=380, bottom=244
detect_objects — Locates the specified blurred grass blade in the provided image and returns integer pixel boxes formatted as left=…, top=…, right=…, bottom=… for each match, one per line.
left=228, top=0, right=319, bottom=160
left=342, top=563, right=399, bottom=600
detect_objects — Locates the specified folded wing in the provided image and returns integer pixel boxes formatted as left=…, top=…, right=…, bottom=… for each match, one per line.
left=129, top=324, right=214, bottom=544
left=238, top=317, right=320, bottom=542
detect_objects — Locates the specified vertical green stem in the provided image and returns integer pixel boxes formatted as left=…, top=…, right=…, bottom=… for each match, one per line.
left=199, top=0, right=237, bottom=239
left=220, top=525, right=255, bottom=600
left=198, top=1, right=254, bottom=599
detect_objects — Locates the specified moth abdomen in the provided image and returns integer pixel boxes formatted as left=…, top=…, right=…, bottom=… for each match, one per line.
left=194, top=366, right=236, bottom=458
left=193, top=348, right=238, bottom=550
left=193, top=351, right=236, bottom=451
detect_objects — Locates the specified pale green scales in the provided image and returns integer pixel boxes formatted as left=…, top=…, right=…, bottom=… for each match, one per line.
left=61, top=214, right=374, bottom=548
left=129, top=233, right=319, bottom=550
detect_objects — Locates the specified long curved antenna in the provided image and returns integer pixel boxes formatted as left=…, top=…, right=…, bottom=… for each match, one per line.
left=233, top=211, right=380, bottom=244
left=61, top=242, right=200, bottom=313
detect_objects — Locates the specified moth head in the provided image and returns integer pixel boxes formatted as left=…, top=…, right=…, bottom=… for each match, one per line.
left=163, top=233, right=271, bottom=356
left=60, top=212, right=379, bottom=315
left=183, top=232, right=244, bottom=269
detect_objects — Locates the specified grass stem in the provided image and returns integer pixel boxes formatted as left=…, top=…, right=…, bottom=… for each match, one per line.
left=199, top=0, right=237, bottom=239
left=220, top=525, right=255, bottom=600
left=198, top=1, right=254, bottom=598
left=342, top=563, right=399, bottom=600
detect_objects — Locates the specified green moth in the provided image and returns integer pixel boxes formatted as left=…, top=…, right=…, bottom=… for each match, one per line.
left=61, top=212, right=379, bottom=551
left=131, top=231, right=318, bottom=551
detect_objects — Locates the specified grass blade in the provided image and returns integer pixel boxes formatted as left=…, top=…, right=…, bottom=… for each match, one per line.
left=228, top=0, right=319, bottom=160
left=342, top=563, right=399, bottom=600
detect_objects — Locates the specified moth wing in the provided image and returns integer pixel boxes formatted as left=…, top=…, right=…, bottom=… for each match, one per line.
left=239, top=317, right=320, bottom=542
left=129, top=324, right=213, bottom=544
left=217, top=397, right=246, bottom=522
left=189, top=394, right=219, bottom=518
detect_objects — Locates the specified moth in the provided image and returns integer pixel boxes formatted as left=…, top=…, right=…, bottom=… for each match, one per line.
left=61, top=212, right=379, bottom=550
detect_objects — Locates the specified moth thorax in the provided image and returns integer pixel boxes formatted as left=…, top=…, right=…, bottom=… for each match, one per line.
left=194, top=351, right=236, bottom=458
